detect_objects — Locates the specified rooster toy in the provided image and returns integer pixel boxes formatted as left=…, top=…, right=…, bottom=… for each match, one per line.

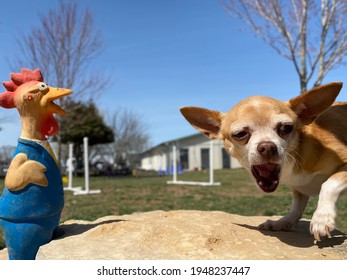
left=0, top=68, right=72, bottom=259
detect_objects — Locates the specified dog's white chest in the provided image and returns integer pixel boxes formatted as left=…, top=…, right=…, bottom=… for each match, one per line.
left=280, top=165, right=324, bottom=196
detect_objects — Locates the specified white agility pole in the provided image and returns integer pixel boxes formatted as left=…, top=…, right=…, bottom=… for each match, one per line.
left=73, top=137, right=101, bottom=195
left=63, top=143, right=82, bottom=192
left=172, top=145, right=178, bottom=182
left=209, top=139, right=215, bottom=185
left=167, top=140, right=221, bottom=186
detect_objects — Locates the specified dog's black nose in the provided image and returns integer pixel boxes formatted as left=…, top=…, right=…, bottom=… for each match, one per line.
left=257, top=142, right=278, bottom=160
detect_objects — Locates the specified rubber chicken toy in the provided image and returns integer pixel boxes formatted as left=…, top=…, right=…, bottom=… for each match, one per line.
left=0, top=68, right=72, bottom=259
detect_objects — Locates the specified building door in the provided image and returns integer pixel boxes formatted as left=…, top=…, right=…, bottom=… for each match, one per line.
left=201, top=148, right=210, bottom=169
left=222, top=149, right=231, bottom=168
left=179, top=148, right=189, bottom=170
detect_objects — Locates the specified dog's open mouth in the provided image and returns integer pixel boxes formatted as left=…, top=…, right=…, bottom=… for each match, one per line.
left=251, top=163, right=281, bottom=193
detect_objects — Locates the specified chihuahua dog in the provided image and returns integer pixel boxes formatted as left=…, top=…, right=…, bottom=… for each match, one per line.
left=180, top=82, right=346, bottom=241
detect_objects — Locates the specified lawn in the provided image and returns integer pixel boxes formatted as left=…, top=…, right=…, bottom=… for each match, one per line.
left=1, top=168, right=347, bottom=250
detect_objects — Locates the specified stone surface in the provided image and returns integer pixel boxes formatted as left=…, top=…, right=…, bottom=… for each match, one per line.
left=1, top=210, right=347, bottom=260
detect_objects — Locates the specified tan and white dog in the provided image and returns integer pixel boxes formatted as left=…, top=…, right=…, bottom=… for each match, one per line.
left=180, top=82, right=346, bottom=241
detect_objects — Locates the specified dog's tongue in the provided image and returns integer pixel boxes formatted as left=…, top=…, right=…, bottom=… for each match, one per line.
left=251, top=163, right=281, bottom=193
left=256, top=163, right=278, bottom=177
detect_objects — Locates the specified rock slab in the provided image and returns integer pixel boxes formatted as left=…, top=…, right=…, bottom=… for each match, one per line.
left=1, top=210, right=347, bottom=260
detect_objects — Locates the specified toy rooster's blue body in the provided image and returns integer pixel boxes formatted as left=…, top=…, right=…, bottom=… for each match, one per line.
left=0, top=68, right=72, bottom=259
left=0, top=138, right=64, bottom=259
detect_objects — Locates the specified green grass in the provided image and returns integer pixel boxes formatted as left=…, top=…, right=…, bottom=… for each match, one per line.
left=1, top=168, right=347, bottom=250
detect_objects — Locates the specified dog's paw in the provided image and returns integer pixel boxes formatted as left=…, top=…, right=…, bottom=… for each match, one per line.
left=258, top=218, right=294, bottom=231
left=310, top=208, right=336, bottom=241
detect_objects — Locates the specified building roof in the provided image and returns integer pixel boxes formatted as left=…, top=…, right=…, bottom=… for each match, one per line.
left=141, top=133, right=206, bottom=156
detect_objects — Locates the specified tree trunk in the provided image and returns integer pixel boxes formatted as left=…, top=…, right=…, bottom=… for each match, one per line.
left=300, top=76, right=307, bottom=93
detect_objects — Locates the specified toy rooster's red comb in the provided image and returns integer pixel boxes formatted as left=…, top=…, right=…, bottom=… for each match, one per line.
left=0, top=68, right=43, bottom=109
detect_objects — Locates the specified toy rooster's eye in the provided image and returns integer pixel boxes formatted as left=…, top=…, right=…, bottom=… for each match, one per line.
left=37, top=82, right=49, bottom=93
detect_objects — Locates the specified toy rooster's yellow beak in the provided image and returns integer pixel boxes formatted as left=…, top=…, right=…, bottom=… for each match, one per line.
left=40, top=87, right=72, bottom=115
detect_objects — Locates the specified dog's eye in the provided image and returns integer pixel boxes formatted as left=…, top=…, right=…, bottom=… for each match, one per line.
left=278, top=123, right=293, bottom=137
left=232, top=130, right=249, bottom=140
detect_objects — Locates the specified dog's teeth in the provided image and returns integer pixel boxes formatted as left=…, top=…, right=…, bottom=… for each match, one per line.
left=258, top=181, right=263, bottom=186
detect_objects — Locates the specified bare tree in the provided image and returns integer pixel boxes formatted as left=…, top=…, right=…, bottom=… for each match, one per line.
left=225, top=0, right=347, bottom=92
left=0, top=145, right=16, bottom=165
left=0, top=21, right=9, bottom=132
left=109, top=109, right=150, bottom=168
left=10, top=0, right=110, bottom=164
left=12, top=0, right=109, bottom=99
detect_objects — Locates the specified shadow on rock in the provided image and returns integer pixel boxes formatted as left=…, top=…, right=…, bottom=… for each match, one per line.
left=234, top=220, right=347, bottom=249
left=53, top=219, right=127, bottom=240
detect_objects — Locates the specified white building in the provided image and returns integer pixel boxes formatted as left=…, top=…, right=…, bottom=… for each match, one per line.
left=140, top=133, right=241, bottom=172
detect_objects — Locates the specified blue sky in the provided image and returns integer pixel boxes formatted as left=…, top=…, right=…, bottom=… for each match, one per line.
left=0, top=0, right=346, bottom=147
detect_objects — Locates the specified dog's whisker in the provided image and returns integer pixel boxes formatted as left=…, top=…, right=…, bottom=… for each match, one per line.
left=284, top=147, right=303, bottom=170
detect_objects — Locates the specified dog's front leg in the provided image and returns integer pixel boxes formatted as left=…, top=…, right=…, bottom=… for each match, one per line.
left=310, top=166, right=347, bottom=241
left=259, top=190, right=309, bottom=231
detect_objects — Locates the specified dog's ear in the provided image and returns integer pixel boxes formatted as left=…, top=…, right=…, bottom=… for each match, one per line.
left=289, top=82, right=343, bottom=124
left=180, top=106, right=223, bottom=139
